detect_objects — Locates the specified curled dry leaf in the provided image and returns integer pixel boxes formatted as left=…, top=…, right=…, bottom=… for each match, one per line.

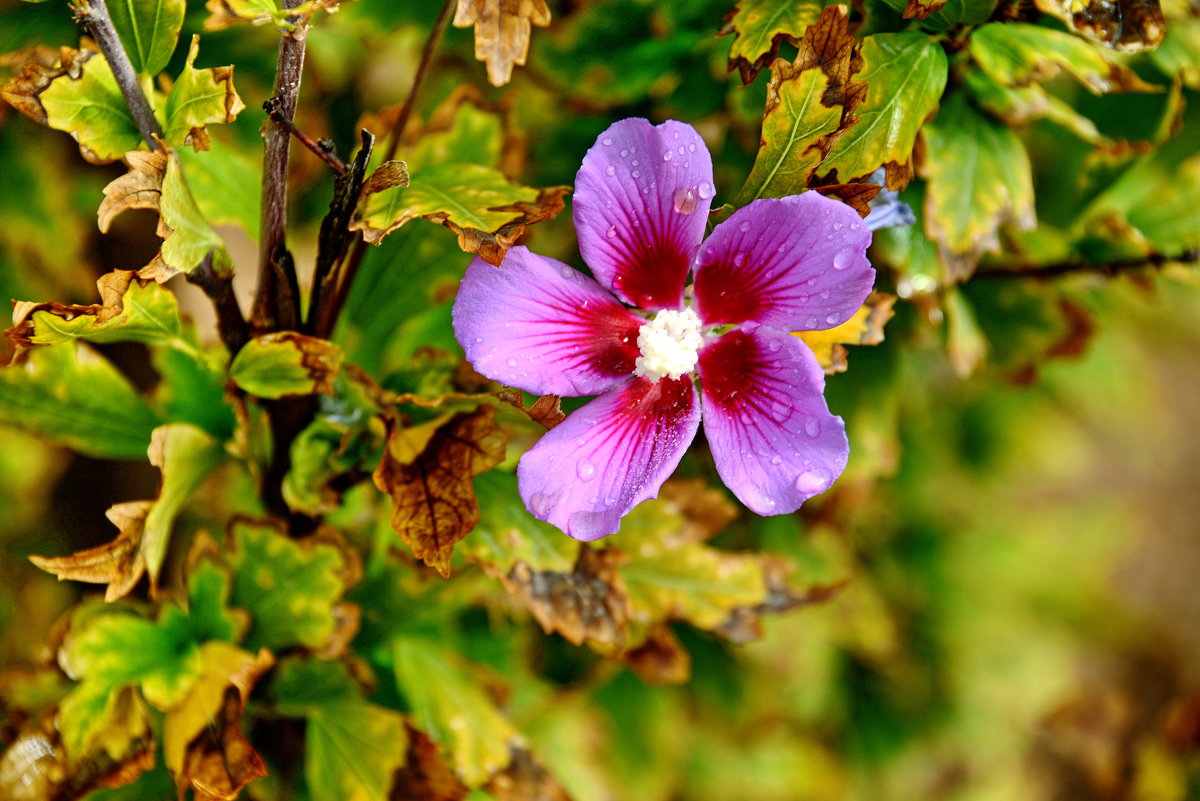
left=498, top=545, right=631, bottom=650
left=393, top=723, right=470, bottom=801
left=204, top=0, right=342, bottom=30
left=453, top=0, right=551, bottom=87
left=98, top=151, right=167, bottom=233
left=903, top=0, right=948, bottom=19
left=1035, top=0, right=1164, bottom=50
left=621, top=624, right=692, bottom=685
left=29, top=501, right=154, bottom=603
left=814, top=181, right=883, bottom=217
left=0, top=45, right=92, bottom=127
left=796, top=292, right=897, bottom=374
left=374, top=406, right=508, bottom=576
left=720, top=0, right=827, bottom=85
left=494, top=390, right=564, bottom=429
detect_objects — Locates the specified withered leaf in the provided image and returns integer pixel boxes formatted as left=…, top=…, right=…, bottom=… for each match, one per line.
left=98, top=151, right=167, bottom=233
left=621, top=624, right=692, bottom=685
left=716, top=559, right=847, bottom=644
left=720, top=0, right=828, bottom=85
left=1036, top=0, right=1164, bottom=50
left=814, top=181, right=882, bottom=218
left=0, top=45, right=92, bottom=127
left=795, top=292, right=897, bottom=374
left=229, top=332, right=343, bottom=399
left=453, top=0, right=551, bottom=87
left=497, top=545, right=631, bottom=650
left=486, top=747, right=572, bottom=801
left=903, top=0, right=948, bottom=18
left=360, top=159, right=411, bottom=197
left=374, top=407, right=508, bottom=576
left=30, top=501, right=154, bottom=602
left=494, top=390, right=564, bottom=429
left=180, top=688, right=267, bottom=801
left=392, top=723, right=470, bottom=801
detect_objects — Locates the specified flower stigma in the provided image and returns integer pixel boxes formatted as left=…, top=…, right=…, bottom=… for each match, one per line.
left=633, top=308, right=704, bottom=382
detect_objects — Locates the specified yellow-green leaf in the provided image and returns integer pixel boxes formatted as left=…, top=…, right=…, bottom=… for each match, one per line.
left=38, top=50, right=142, bottom=164
left=722, top=0, right=834, bottom=85
left=0, top=342, right=160, bottom=459
left=163, top=36, right=246, bottom=151
left=919, top=92, right=1035, bottom=281
left=619, top=545, right=768, bottom=631
left=969, top=22, right=1158, bottom=94
left=393, top=637, right=518, bottom=787
left=154, top=155, right=227, bottom=279
left=107, top=0, right=186, bottom=76
left=817, top=33, right=947, bottom=186
left=229, top=332, right=343, bottom=399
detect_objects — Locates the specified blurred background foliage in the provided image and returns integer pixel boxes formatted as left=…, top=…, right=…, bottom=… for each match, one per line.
left=1, top=0, right=1199, bottom=799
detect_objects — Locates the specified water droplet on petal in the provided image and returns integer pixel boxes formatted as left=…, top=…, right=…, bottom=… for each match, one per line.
left=804, top=416, right=821, bottom=437
left=620, top=148, right=628, bottom=157
left=795, top=468, right=831, bottom=493
left=605, top=164, right=616, bottom=177
left=631, top=159, right=640, bottom=167
left=833, top=221, right=843, bottom=231
left=606, top=225, right=617, bottom=239
left=632, top=169, right=641, bottom=178
left=742, top=320, right=760, bottom=334
left=770, top=455, right=783, bottom=465
left=833, top=249, right=853, bottom=270
left=825, top=313, right=839, bottom=325
left=820, top=289, right=831, bottom=300
left=805, top=316, right=818, bottom=329
left=677, top=146, right=686, bottom=155
left=689, top=143, right=697, bottom=152
left=672, top=187, right=697, bottom=214
left=738, top=220, right=751, bottom=233
left=733, top=251, right=746, bottom=267
left=561, top=266, right=573, bottom=278
left=474, top=337, right=484, bottom=343
left=506, top=358, right=518, bottom=367
left=577, top=461, right=597, bottom=481
left=770, top=401, right=790, bottom=422
left=603, top=137, right=613, bottom=146
left=697, top=180, right=714, bottom=199
left=850, top=221, right=861, bottom=230
left=767, top=339, right=782, bottom=352
left=662, top=151, right=673, bottom=162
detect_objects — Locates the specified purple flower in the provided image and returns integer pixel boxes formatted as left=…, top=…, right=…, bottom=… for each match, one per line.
left=452, top=119, right=874, bottom=540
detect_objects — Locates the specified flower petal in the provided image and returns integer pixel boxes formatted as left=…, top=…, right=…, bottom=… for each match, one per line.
left=698, top=325, right=847, bottom=515
left=517, top=376, right=700, bottom=540
left=693, top=193, right=874, bottom=331
left=452, top=247, right=643, bottom=396
left=573, top=118, right=715, bottom=310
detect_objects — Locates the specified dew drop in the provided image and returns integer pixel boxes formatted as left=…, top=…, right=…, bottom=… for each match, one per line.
left=474, top=337, right=484, bottom=343
left=804, top=416, right=821, bottom=438
left=632, top=169, right=641, bottom=178
left=677, top=145, right=686, bottom=155
left=738, top=220, right=751, bottom=233
left=795, top=468, right=831, bottom=493
left=733, top=251, right=747, bottom=267
left=561, top=266, right=573, bottom=278
left=605, top=200, right=613, bottom=209
left=825, top=313, right=839, bottom=325
left=672, top=187, right=698, bottom=215
left=742, top=320, right=760, bottom=334
left=770, top=455, right=783, bottom=465
left=697, top=180, right=714, bottom=199
left=689, top=143, right=697, bottom=152
left=506, top=358, right=518, bottom=367
left=662, top=151, right=673, bottom=162
left=631, top=159, right=640, bottom=167
left=620, top=148, right=629, bottom=157
left=770, top=401, right=790, bottom=422
left=850, top=221, right=861, bottom=230
left=577, top=461, right=597, bottom=481
left=767, top=339, right=782, bottom=353
left=604, top=164, right=616, bottom=177
left=833, top=221, right=843, bottom=231
left=629, top=145, right=637, bottom=154
left=820, top=289, right=831, bottom=300
left=606, top=225, right=617, bottom=239
left=806, top=278, right=818, bottom=287
left=805, top=316, right=818, bottom=329
left=833, top=249, right=853, bottom=270
left=643, top=186, right=651, bottom=195
left=602, top=137, right=613, bottom=146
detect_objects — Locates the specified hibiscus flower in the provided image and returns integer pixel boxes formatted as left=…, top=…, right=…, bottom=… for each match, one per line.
left=452, top=118, right=875, bottom=540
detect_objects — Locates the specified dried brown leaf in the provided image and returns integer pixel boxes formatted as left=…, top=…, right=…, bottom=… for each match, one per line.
left=434, top=184, right=570, bottom=267
left=494, top=390, right=564, bottom=429
left=498, top=546, right=631, bottom=650
left=903, top=0, right=949, bottom=19
left=716, top=559, right=847, bottom=644
left=392, top=724, right=470, bottom=801
left=360, top=160, right=411, bottom=197
left=374, top=407, right=508, bottom=576
left=453, top=0, right=551, bottom=87
left=621, top=624, right=692, bottom=685
left=29, top=501, right=153, bottom=602
left=486, top=748, right=572, bottom=801
left=179, top=687, right=268, bottom=801
left=814, top=181, right=883, bottom=218
left=0, top=46, right=92, bottom=127
left=1035, top=0, right=1164, bottom=50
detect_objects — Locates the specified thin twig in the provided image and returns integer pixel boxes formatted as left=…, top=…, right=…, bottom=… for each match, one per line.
left=74, top=0, right=164, bottom=151
left=973, top=249, right=1199, bottom=280
left=264, top=97, right=346, bottom=174
left=382, top=0, right=456, bottom=163
left=251, top=0, right=308, bottom=334
left=185, top=251, right=249, bottom=355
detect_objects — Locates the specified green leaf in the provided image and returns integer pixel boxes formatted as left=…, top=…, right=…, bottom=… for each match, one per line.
left=142, top=423, right=227, bottom=585
left=393, top=636, right=518, bottom=787
left=39, top=50, right=142, bottom=164
left=918, top=91, right=1035, bottom=280
left=163, top=36, right=246, bottom=150
left=1151, top=19, right=1200, bottom=89
left=156, top=155, right=227, bottom=278
left=229, top=332, right=344, bottom=399
left=152, top=345, right=237, bottom=439
left=619, top=546, right=768, bottom=631
left=8, top=271, right=185, bottom=359
left=58, top=606, right=202, bottom=756
left=879, top=0, right=996, bottom=30
left=0, top=342, right=160, bottom=459
left=227, top=521, right=351, bottom=651
left=461, top=471, right=577, bottom=575
left=969, top=22, right=1157, bottom=94
left=177, top=136, right=261, bottom=238
left=817, top=33, right=947, bottom=185
left=722, top=0, right=834, bottom=84
left=106, top=0, right=186, bottom=76
left=402, top=96, right=505, bottom=170
left=271, top=659, right=408, bottom=801
left=734, top=65, right=840, bottom=205
left=186, top=555, right=242, bottom=643
left=964, top=68, right=1107, bottom=145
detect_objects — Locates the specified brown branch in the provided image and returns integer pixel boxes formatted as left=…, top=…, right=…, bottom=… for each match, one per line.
left=250, top=0, right=308, bottom=334
left=185, top=251, right=249, bottom=355
left=264, top=96, right=346, bottom=174
left=973, top=249, right=1198, bottom=280
left=74, top=0, right=164, bottom=151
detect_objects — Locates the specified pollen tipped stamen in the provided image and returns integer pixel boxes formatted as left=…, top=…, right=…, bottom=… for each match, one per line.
left=633, top=308, right=703, bottom=381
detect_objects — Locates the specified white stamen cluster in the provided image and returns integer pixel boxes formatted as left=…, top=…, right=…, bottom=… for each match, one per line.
left=633, top=308, right=703, bottom=382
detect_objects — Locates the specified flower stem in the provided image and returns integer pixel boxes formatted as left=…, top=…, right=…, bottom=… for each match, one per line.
left=74, top=0, right=164, bottom=151
left=972, top=248, right=1199, bottom=280
left=251, top=0, right=308, bottom=334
